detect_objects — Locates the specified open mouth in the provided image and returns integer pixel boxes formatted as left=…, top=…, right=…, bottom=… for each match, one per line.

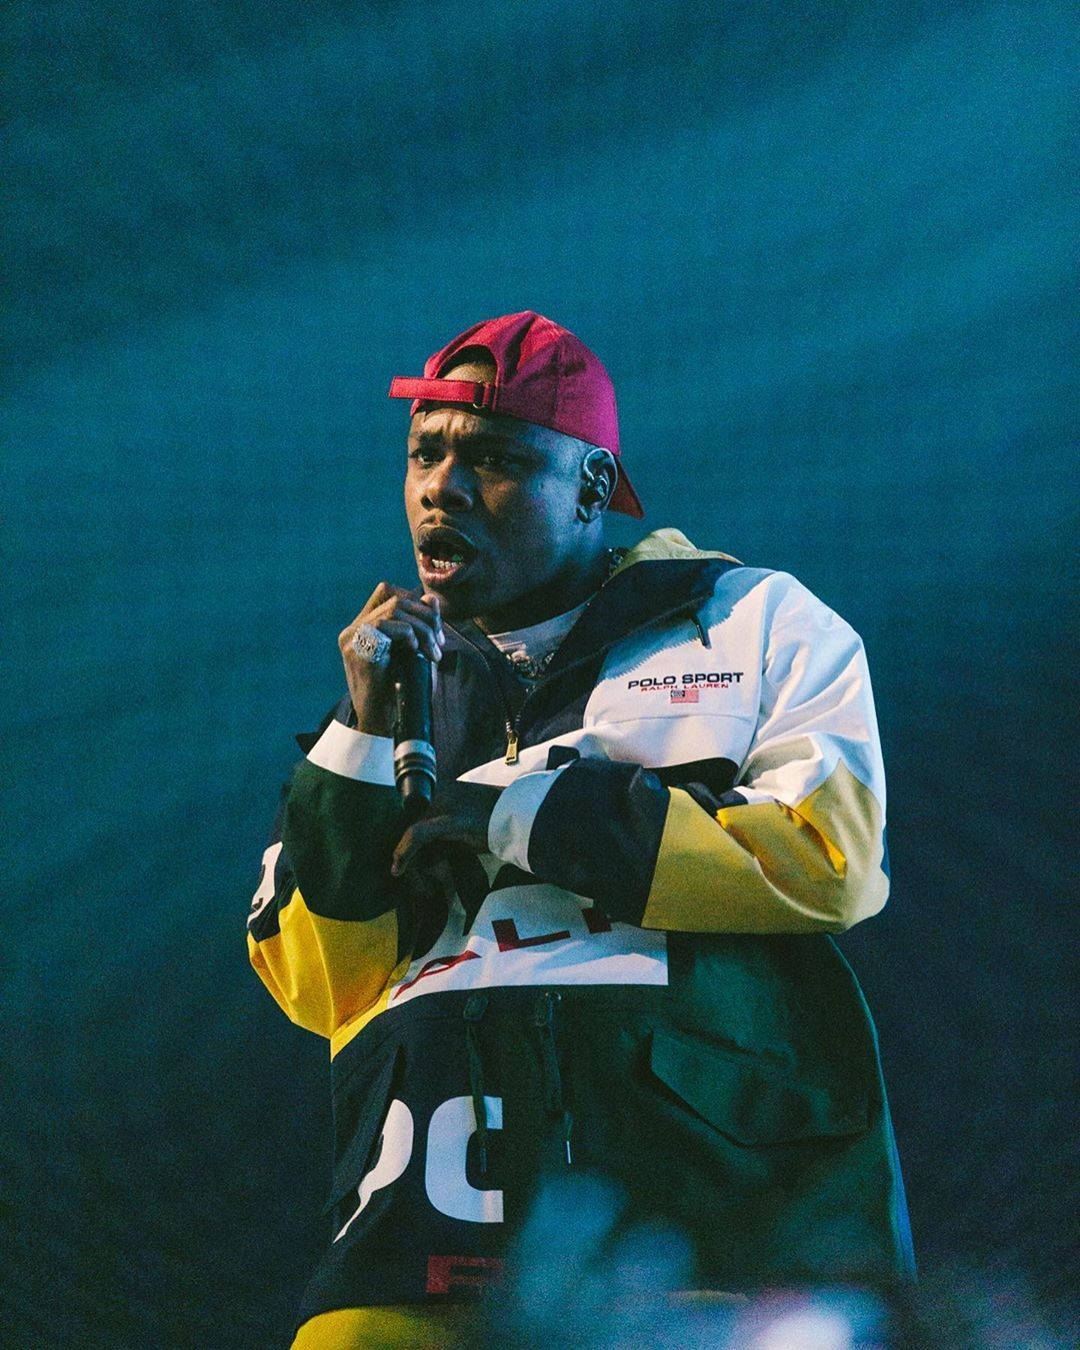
left=417, top=525, right=478, bottom=586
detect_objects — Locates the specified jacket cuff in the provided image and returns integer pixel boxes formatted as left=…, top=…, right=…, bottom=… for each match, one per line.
left=306, top=721, right=395, bottom=786
left=487, top=766, right=568, bottom=871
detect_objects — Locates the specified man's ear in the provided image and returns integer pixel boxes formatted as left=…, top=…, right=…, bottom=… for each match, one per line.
left=577, top=448, right=619, bottom=522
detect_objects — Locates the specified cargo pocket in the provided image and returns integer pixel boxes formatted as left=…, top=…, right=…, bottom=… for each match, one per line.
left=649, top=1026, right=868, bottom=1146
left=324, top=1045, right=405, bottom=1217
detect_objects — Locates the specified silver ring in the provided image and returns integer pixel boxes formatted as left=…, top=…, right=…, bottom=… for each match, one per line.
left=350, top=623, right=392, bottom=668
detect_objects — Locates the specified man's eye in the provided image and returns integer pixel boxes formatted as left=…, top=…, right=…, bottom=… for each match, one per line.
left=408, top=449, right=440, bottom=465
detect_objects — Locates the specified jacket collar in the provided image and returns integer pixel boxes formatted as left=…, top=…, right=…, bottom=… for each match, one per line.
left=546, top=553, right=734, bottom=677
left=441, top=529, right=741, bottom=686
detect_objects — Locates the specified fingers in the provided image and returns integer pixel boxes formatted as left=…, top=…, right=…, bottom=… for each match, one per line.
left=340, top=588, right=445, bottom=663
left=337, top=585, right=444, bottom=736
left=371, top=618, right=439, bottom=661
left=392, top=818, right=438, bottom=876
left=392, top=813, right=482, bottom=875
left=382, top=598, right=444, bottom=661
left=360, top=583, right=441, bottom=632
left=420, top=591, right=441, bottom=625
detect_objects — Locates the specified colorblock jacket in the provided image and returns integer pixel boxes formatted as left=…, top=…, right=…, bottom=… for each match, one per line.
left=248, top=528, right=914, bottom=1332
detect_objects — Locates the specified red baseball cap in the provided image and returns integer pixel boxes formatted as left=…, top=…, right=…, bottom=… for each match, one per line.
left=389, top=310, right=644, bottom=518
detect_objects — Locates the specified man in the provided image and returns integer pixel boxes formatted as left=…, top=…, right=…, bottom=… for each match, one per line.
left=248, top=311, right=914, bottom=1347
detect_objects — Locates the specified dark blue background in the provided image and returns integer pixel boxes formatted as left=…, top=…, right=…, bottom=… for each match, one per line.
left=5, top=2, right=1075, bottom=1344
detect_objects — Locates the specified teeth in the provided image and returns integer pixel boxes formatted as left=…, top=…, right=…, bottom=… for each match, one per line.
left=427, top=550, right=465, bottom=573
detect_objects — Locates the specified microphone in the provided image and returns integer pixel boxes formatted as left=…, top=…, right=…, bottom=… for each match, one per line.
left=390, top=649, right=436, bottom=818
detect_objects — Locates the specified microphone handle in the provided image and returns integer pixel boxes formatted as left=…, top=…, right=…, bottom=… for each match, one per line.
left=391, top=652, right=436, bottom=818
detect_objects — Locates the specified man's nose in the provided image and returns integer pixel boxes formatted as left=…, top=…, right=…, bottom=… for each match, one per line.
left=422, top=454, right=474, bottom=510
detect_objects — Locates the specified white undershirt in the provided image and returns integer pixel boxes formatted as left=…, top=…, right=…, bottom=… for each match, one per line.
left=486, top=598, right=591, bottom=683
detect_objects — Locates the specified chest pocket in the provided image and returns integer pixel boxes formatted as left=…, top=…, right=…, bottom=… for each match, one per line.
left=649, top=1026, right=869, bottom=1146
left=584, top=635, right=757, bottom=772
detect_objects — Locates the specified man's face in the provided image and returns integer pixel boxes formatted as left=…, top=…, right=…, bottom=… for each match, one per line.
left=404, top=360, right=588, bottom=628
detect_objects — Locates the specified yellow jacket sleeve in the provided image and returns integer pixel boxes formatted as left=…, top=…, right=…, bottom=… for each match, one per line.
left=246, top=724, right=412, bottom=1039
left=496, top=580, right=888, bottom=934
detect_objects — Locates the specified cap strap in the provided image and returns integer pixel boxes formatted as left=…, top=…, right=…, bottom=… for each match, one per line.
left=388, top=377, right=497, bottom=410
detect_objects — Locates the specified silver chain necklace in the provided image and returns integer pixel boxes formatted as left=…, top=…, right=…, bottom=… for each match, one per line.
left=505, top=547, right=627, bottom=683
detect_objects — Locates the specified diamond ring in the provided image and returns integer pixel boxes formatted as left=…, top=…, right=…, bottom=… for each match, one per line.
left=350, top=623, right=393, bottom=668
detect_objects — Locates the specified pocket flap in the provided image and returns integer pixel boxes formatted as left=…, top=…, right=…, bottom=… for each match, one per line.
left=649, top=1026, right=867, bottom=1146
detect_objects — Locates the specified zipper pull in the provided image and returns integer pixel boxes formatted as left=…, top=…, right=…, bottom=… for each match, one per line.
left=505, top=723, right=520, bottom=765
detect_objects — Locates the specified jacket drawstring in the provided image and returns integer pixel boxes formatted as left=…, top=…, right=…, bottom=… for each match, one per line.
left=464, top=992, right=490, bottom=1176
left=533, top=992, right=573, bottom=1166
left=691, top=607, right=711, bottom=647
left=466, top=991, right=574, bottom=1178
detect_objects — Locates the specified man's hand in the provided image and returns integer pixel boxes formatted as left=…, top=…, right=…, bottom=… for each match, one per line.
left=339, top=583, right=444, bottom=736
left=392, top=780, right=502, bottom=876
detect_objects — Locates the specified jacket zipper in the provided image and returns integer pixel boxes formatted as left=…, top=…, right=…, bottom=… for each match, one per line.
left=448, top=594, right=711, bottom=768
